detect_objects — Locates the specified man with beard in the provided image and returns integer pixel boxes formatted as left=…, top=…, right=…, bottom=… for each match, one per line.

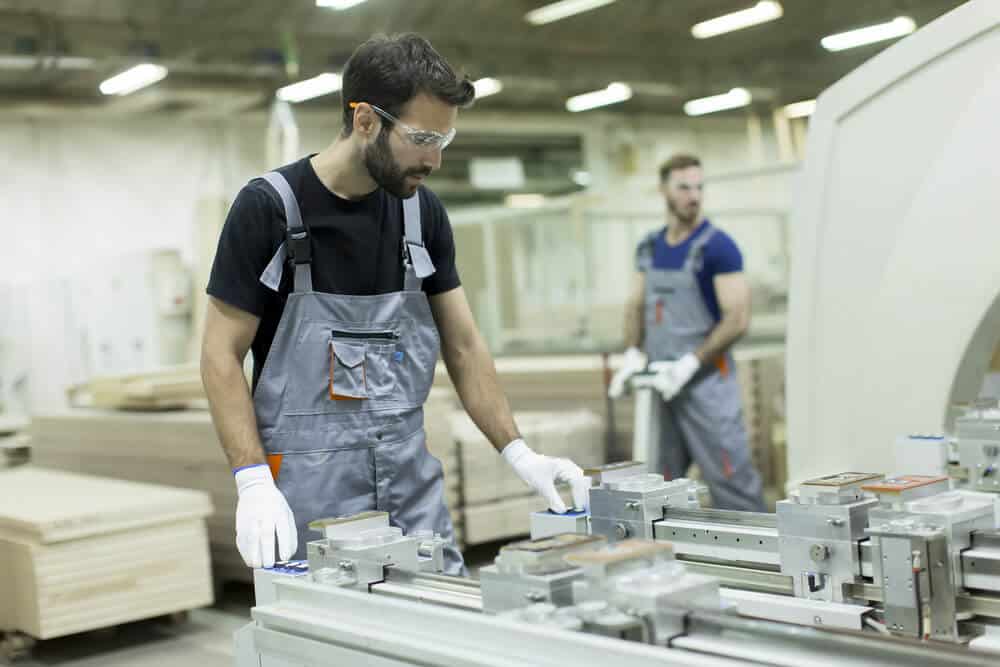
left=608, top=154, right=765, bottom=512
left=202, top=34, right=588, bottom=574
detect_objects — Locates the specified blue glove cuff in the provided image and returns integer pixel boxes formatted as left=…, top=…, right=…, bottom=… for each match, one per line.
left=232, top=463, right=267, bottom=475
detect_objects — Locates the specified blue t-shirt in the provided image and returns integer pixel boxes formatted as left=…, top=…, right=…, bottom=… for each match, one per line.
left=640, top=220, right=743, bottom=322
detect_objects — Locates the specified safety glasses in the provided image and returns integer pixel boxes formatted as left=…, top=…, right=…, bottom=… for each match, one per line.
left=349, top=101, right=456, bottom=150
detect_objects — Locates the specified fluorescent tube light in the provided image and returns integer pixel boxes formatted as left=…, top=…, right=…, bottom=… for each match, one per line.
left=474, top=78, right=503, bottom=99
left=691, top=1, right=783, bottom=39
left=316, top=0, right=368, bottom=9
left=821, top=17, right=916, bottom=52
left=783, top=99, right=817, bottom=118
left=566, top=82, right=632, bottom=112
left=525, top=0, right=617, bottom=26
left=0, top=55, right=95, bottom=70
left=684, top=88, right=751, bottom=116
left=276, top=73, right=343, bottom=103
left=99, top=64, right=168, bottom=96
left=505, top=194, right=547, bottom=208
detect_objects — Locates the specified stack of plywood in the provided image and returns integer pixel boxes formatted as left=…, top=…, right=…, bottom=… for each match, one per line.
left=28, top=402, right=469, bottom=579
left=737, top=349, right=787, bottom=503
left=0, top=416, right=29, bottom=469
left=0, top=467, right=213, bottom=641
left=66, top=364, right=205, bottom=410
left=432, top=347, right=786, bottom=512
left=449, top=409, right=605, bottom=546
left=423, top=387, right=463, bottom=544
left=27, top=409, right=247, bottom=581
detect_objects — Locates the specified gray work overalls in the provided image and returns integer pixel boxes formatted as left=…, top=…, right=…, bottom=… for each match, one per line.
left=251, top=171, right=464, bottom=573
left=638, top=223, right=765, bottom=512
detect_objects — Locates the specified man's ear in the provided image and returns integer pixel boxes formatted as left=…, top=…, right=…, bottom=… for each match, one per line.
left=352, top=103, right=379, bottom=138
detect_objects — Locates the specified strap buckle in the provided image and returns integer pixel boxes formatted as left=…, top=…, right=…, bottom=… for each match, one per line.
left=286, top=228, right=312, bottom=264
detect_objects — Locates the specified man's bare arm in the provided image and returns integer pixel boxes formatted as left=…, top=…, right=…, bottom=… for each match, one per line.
left=430, top=287, right=520, bottom=452
left=694, top=272, right=751, bottom=365
left=623, top=271, right=646, bottom=349
left=201, top=296, right=267, bottom=469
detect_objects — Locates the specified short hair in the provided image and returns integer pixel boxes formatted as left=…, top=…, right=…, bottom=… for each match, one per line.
left=659, top=154, right=702, bottom=183
left=340, top=33, right=475, bottom=135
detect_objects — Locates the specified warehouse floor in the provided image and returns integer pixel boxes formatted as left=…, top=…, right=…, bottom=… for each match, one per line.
left=10, top=544, right=503, bottom=666
left=15, top=587, right=253, bottom=667
left=14, top=611, right=242, bottom=667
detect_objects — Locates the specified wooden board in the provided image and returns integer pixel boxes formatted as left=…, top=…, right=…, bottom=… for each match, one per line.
left=28, top=410, right=247, bottom=581
left=67, top=364, right=205, bottom=410
left=0, top=467, right=213, bottom=640
left=459, top=490, right=573, bottom=546
left=0, top=468, right=212, bottom=544
left=28, top=404, right=464, bottom=580
left=450, top=409, right=605, bottom=506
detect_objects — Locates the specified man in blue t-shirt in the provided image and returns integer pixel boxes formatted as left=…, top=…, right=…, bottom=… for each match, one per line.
left=608, top=154, right=765, bottom=511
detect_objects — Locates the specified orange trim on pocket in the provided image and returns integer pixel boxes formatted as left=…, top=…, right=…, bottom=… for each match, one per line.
left=267, top=454, right=283, bottom=483
left=329, top=341, right=364, bottom=401
left=715, top=355, right=730, bottom=377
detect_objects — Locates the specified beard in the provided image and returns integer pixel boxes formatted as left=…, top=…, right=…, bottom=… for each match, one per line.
left=363, top=128, right=431, bottom=198
left=668, top=197, right=700, bottom=223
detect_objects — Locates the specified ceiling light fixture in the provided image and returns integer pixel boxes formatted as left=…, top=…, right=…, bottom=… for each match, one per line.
left=316, top=0, right=368, bottom=9
left=0, top=55, right=96, bottom=70
left=525, top=0, right=617, bottom=26
left=691, top=1, right=783, bottom=39
left=566, top=82, right=632, bottom=112
left=684, top=88, right=752, bottom=116
left=276, top=73, right=343, bottom=103
left=821, top=16, right=916, bottom=52
left=473, top=78, right=503, bottom=99
left=99, top=63, right=167, bottom=96
left=783, top=99, right=817, bottom=118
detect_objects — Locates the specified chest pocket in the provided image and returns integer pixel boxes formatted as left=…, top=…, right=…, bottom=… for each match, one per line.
left=285, top=323, right=399, bottom=415
left=329, top=335, right=398, bottom=401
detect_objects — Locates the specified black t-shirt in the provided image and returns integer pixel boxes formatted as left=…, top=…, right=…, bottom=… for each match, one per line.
left=207, top=155, right=461, bottom=389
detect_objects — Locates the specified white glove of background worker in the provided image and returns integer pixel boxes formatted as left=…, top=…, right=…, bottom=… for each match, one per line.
left=608, top=346, right=647, bottom=399
left=652, top=353, right=701, bottom=402
left=234, top=464, right=298, bottom=568
left=502, top=439, right=589, bottom=513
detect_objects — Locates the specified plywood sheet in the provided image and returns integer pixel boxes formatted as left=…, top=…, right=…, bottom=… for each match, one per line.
left=0, top=467, right=212, bottom=544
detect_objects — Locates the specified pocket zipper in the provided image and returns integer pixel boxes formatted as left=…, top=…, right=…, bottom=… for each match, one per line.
left=330, top=329, right=400, bottom=341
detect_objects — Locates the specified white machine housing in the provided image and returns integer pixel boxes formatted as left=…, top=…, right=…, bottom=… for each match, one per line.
left=786, top=0, right=1000, bottom=483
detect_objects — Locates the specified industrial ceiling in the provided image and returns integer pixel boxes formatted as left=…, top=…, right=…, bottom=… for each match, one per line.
left=0, top=0, right=968, bottom=115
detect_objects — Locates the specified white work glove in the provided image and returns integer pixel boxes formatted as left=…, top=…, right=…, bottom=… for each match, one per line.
left=502, top=439, right=589, bottom=513
left=608, top=347, right=647, bottom=399
left=234, top=464, right=298, bottom=569
left=651, top=353, right=701, bottom=402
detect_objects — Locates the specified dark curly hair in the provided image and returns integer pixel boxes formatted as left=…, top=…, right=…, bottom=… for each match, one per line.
left=340, top=33, right=475, bottom=136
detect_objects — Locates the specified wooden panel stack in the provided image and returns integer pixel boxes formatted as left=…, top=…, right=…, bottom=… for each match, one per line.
left=423, top=387, right=463, bottom=544
left=0, top=467, right=213, bottom=640
left=449, top=409, right=604, bottom=546
left=27, top=409, right=248, bottom=582
left=432, top=347, right=786, bottom=512
left=28, top=399, right=471, bottom=579
left=737, top=350, right=787, bottom=504
left=0, top=416, right=29, bottom=469
left=66, top=364, right=205, bottom=411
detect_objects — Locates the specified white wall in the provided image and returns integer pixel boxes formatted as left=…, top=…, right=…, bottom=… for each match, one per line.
left=0, top=112, right=346, bottom=412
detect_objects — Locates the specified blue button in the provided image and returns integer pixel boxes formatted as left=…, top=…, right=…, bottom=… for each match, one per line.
left=394, top=351, right=405, bottom=362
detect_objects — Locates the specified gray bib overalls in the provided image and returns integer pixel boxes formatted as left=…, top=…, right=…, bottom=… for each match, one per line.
left=252, top=171, right=464, bottom=573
